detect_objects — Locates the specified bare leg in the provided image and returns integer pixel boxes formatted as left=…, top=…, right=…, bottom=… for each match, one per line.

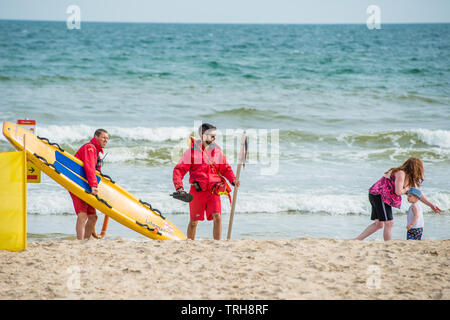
left=84, top=214, right=98, bottom=240
left=383, top=220, right=394, bottom=241
left=187, top=220, right=198, bottom=240
left=354, top=220, right=384, bottom=240
left=76, top=212, right=88, bottom=240
left=212, top=213, right=221, bottom=240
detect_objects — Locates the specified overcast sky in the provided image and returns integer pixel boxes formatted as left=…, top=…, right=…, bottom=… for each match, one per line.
left=0, top=0, right=449, bottom=23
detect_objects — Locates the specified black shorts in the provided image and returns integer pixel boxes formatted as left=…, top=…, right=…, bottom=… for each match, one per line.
left=369, top=193, right=393, bottom=221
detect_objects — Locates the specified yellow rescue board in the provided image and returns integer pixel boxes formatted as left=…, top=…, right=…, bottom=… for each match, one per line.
left=3, top=121, right=186, bottom=240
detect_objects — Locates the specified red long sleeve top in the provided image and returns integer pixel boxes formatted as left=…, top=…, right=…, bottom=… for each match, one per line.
left=75, top=137, right=103, bottom=188
left=173, top=139, right=235, bottom=192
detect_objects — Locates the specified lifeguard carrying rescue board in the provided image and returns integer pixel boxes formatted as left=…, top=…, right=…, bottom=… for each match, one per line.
left=3, top=121, right=186, bottom=240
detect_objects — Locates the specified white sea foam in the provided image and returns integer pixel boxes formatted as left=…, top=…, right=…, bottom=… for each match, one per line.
left=105, top=146, right=158, bottom=163
left=414, top=128, right=450, bottom=149
left=6, top=124, right=450, bottom=151
left=25, top=188, right=450, bottom=217
left=27, top=189, right=74, bottom=215
left=336, top=128, right=450, bottom=149
left=35, top=125, right=193, bottom=143
left=113, top=126, right=193, bottom=142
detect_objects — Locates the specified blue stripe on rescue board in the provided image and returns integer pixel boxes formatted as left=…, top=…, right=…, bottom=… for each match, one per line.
left=55, top=150, right=100, bottom=185
left=53, top=161, right=92, bottom=192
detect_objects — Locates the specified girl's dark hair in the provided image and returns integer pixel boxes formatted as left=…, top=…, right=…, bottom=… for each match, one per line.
left=198, top=123, right=216, bottom=137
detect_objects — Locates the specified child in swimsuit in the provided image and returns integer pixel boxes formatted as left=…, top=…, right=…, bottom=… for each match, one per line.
left=406, top=188, right=424, bottom=240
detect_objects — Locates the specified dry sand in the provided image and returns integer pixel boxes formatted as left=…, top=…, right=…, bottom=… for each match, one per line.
left=0, top=238, right=449, bottom=300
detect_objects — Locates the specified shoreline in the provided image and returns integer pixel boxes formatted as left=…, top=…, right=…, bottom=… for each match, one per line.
left=1, top=238, right=449, bottom=300
left=25, top=213, right=450, bottom=241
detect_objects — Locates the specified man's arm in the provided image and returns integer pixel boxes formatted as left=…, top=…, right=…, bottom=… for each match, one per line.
left=81, top=145, right=98, bottom=190
left=173, top=149, right=191, bottom=191
left=218, top=153, right=238, bottom=186
left=394, top=170, right=408, bottom=196
left=420, top=193, right=442, bottom=213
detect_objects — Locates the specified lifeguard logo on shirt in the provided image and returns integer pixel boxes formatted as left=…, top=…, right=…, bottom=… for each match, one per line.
left=87, top=147, right=94, bottom=152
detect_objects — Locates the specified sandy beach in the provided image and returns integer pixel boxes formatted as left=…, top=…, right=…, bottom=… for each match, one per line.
left=0, top=238, right=449, bottom=300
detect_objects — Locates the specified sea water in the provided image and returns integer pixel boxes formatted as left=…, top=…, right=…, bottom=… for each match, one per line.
left=0, top=21, right=449, bottom=240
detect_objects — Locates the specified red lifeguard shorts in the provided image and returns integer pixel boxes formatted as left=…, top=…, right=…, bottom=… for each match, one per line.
left=70, top=192, right=96, bottom=215
left=189, top=186, right=221, bottom=221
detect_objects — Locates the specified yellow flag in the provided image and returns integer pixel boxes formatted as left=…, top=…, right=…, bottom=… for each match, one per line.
left=0, top=150, right=27, bottom=251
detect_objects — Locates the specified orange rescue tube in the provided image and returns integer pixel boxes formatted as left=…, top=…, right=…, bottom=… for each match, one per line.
left=92, top=215, right=110, bottom=239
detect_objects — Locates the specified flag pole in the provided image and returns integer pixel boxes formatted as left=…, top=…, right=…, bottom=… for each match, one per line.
left=227, top=131, right=247, bottom=240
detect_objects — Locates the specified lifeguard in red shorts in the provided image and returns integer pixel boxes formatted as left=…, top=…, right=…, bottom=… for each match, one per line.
left=70, top=129, right=109, bottom=240
left=173, top=123, right=240, bottom=240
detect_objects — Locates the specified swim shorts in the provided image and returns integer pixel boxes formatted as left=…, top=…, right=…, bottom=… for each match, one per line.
left=407, top=227, right=423, bottom=240
left=369, top=193, right=393, bottom=221
left=70, top=192, right=96, bottom=215
left=189, top=185, right=221, bottom=221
